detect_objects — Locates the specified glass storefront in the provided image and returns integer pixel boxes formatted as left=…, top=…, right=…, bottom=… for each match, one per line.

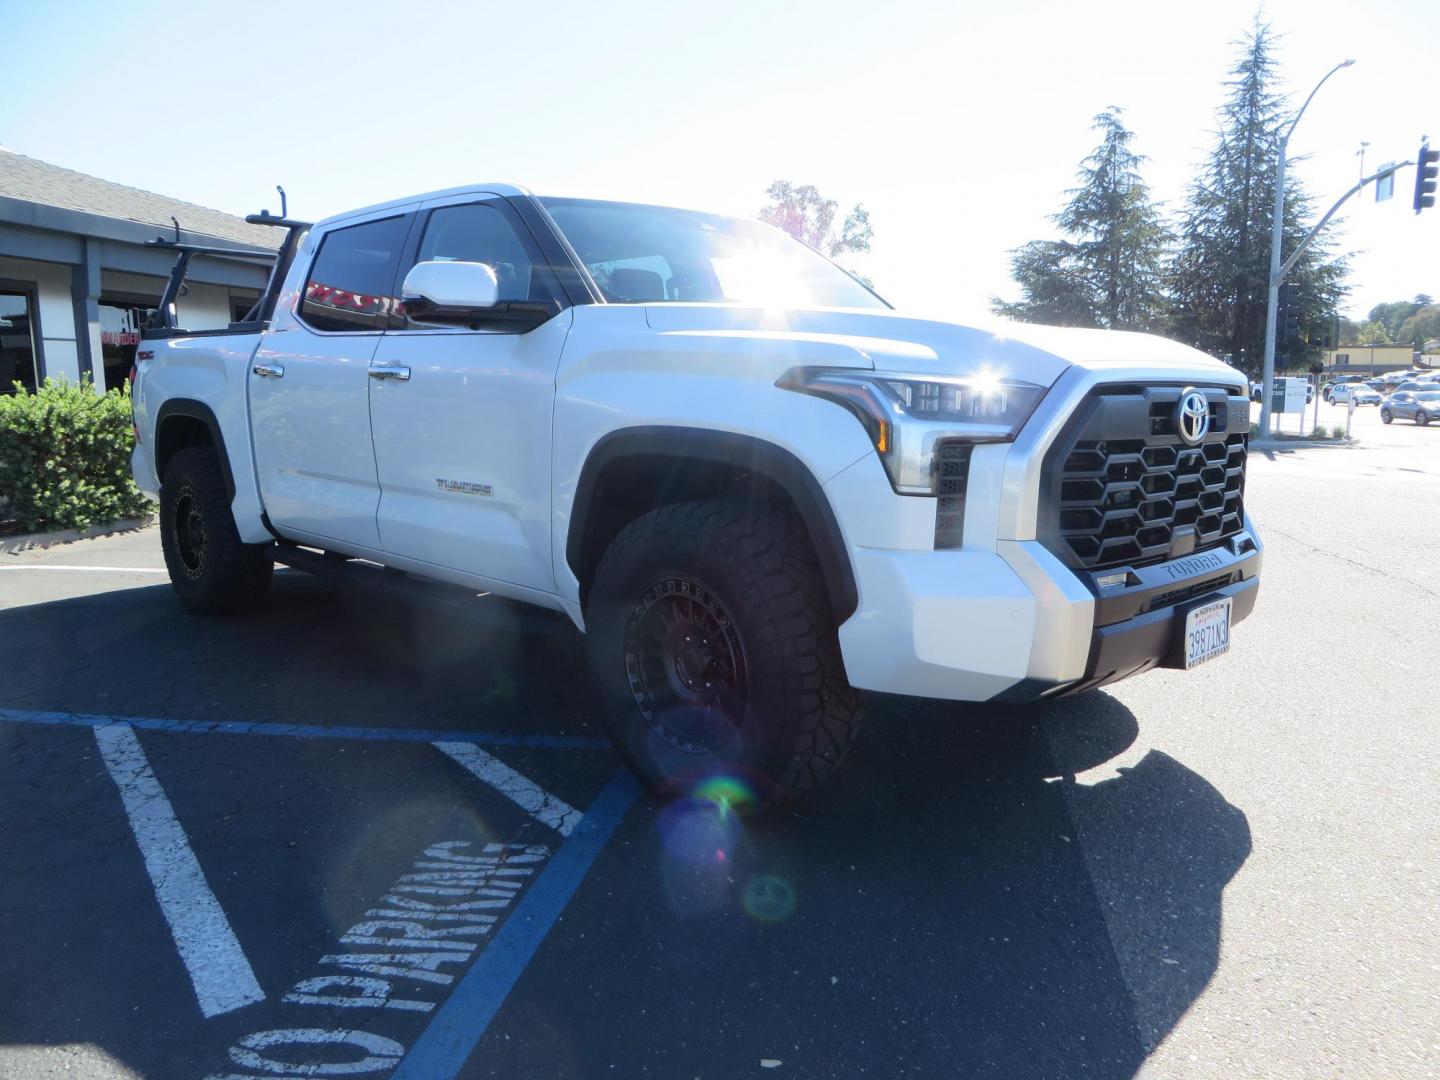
left=99, top=301, right=156, bottom=392
left=0, top=290, right=39, bottom=394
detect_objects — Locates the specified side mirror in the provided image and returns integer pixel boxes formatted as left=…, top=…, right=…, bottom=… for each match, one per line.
left=401, top=260, right=499, bottom=324
left=398, top=259, right=560, bottom=332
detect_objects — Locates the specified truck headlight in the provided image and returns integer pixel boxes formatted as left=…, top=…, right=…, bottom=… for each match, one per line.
left=777, top=367, right=1047, bottom=494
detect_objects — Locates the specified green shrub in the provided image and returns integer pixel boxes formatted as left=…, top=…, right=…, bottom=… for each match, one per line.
left=0, top=377, right=151, bottom=533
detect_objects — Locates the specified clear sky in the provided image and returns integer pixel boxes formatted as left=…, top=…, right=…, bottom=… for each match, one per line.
left=2, top=0, right=1435, bottom=324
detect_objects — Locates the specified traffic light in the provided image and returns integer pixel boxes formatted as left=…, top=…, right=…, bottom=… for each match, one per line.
left=1416, top=140, right=1439, bottom=214
left=1277, top=283, right=1301, bottom=343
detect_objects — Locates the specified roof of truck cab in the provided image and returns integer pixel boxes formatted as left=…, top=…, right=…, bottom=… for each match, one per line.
left=313, top=183, right=534, bottom=228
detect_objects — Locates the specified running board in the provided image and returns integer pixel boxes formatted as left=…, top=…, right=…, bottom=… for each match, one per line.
left=271, top=543, right=569, bottom=637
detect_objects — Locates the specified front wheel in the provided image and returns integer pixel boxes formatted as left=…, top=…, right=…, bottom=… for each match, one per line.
left=159, top=445, right=273, bottom=614
left=1381, top=409, right=1393, bottom=424
left=1419, top=411, right=1432, bottom=426
left=586, top=500, right=862, bottom=807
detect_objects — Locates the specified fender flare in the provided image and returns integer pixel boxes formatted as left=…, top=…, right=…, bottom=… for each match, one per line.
left=154, top=398, right=235, bottom=501
left=568, top=426, right=858, bottom=622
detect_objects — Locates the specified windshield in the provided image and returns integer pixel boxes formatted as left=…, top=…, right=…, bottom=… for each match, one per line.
left=540, top=197, right=887, bottom=310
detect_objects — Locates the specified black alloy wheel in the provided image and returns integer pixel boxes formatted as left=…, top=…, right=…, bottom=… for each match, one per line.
left=622, top=576, right=748, bottom=755
left=171, top=485, right=208, bottom=579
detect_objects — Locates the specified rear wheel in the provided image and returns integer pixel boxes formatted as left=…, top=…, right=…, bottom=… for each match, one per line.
left=159, top=445, right=273, bottom=614
left=586, top=500, right=861, bottom=807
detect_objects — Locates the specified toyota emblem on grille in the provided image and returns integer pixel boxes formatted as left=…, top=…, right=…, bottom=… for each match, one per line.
left=1175, top=389, right=1210, bottom=445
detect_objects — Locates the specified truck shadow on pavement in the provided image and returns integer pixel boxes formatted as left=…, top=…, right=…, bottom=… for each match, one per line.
left=0, top=574, right=1251, bottom=1079
left=523, top=694, right=1252, bottom=1080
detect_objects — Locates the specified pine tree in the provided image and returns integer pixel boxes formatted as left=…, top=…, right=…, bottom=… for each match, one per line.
left=1170, top=20, right=1348, bottom=376
left=992, top=108, right=1170, bottom=331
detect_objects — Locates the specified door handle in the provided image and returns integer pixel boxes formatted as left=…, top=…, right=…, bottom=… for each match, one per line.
left=368, top=364, right=412, bottom=382
left=252, top=362, right=285, bottom=378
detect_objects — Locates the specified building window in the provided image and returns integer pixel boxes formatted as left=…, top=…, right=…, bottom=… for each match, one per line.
left=0, top=290, right=39, bottom=394
left=1336, top=353, right=1349, bottom=364
left=99, top=301, right=156, bottom=392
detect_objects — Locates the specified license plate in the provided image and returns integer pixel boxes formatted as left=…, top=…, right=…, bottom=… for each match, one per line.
left=1183, top=597, right=1232, bottom=669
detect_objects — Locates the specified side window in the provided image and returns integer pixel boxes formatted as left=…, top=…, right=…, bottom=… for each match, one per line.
left=589, top=255, right=674, bottom=302
left=404, top=203, right=548, bottom=323
left=299, top=216, right=409, bottom=332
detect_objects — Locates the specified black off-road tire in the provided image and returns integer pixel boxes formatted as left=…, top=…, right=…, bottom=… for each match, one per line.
left=586, top=500, right=862, bottom=807
left=159, top=445, right=273, bottom=614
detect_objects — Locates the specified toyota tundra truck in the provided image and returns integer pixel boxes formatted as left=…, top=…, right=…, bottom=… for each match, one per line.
left=130, top=185, right=1261, bottom=804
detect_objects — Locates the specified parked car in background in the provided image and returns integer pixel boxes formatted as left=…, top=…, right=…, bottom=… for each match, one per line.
left=1328, top=383, right=1381, bottom=406
left=1322, top=377, right=1364, bottom=402
left=1390, top=381, right=1436, bottom=396
left=1382, top=389, right=1440, bottom=425
left=1375, top=370, right=1427, bottom=389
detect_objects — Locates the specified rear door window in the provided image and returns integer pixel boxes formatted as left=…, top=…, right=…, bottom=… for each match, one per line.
left=300, top=216, right=409, bottom=332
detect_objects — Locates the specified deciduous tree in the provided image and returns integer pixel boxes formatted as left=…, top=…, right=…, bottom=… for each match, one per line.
left=758, top=181, right=873, bottom=259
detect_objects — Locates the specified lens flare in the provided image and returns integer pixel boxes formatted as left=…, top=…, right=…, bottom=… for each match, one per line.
left=656, top=795, right=741, bottom=866
left=691, top=775, right=758, bottom=817
left=742, top=875, right=797, bottom=923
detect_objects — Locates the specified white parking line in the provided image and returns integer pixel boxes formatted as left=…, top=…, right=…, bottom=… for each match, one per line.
left=0, top=565, right=168, bottom=573
left=93, top=723, right=265, bottom=1018
left=432, top=742, right=581, bottom=837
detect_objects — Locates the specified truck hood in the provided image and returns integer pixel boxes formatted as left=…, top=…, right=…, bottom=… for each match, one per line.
left=642, top=304, right=1243, bottom=387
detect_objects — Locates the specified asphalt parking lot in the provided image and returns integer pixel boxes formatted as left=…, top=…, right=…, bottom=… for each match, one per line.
left=2, top=420, right=1438, bottom=1079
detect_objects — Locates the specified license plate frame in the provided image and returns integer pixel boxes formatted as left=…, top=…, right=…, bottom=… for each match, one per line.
left=1182, top=596, right=1232, bottom=669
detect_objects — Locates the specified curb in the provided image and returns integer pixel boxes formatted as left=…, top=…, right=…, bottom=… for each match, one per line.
left=0, top=515, right=155, bottom=556
left=1250, top=439, right=1357, bottom=451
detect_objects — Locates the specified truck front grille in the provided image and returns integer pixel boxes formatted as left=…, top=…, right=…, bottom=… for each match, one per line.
left=1041, top=385, right=1248, bottom=572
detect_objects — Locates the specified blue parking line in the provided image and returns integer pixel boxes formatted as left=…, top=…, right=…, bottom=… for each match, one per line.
left=0, top=707, right=611, bottom=750
left=392, top=767, right=641, bottom=1080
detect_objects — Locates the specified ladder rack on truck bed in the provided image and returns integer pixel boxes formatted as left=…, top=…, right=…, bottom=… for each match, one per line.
left=142, top=211, right=311, bottom=339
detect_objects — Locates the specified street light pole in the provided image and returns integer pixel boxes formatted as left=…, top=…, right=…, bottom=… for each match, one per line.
left=1259, top=58, right=1355, bottom=438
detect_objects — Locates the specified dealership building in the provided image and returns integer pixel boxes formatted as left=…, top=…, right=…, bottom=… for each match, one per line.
left=0, top=147, right=278, bottom=395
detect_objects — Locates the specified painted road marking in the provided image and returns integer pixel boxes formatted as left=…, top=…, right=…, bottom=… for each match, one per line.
left=0, top=564, right=169, bottom=573
left=11, top=706, right=631, bottom=1076
left=210, top=840, right=552, bottom=1077
left=433, top=741, right=581, bottom=836
left=392, top=769, right=640, bottom=1080
left=93, top=723, right=265, bottom=1019
left=210, top=1028, right=405, bottom=1078
left=0, top=707, right=610, bottom=750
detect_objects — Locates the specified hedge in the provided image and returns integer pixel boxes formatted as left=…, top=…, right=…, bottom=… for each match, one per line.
left=0, top=378, right=151, bottom=534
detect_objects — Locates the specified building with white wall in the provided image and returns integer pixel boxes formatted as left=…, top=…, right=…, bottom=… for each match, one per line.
left=0, top=148, right=277, bottom=394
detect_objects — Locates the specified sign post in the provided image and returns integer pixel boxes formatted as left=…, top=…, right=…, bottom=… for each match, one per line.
left=1270, top=376, right=1310, bottom=435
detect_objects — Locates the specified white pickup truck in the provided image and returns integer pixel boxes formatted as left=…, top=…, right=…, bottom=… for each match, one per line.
left=131, top=184, right=1261, bottom=804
